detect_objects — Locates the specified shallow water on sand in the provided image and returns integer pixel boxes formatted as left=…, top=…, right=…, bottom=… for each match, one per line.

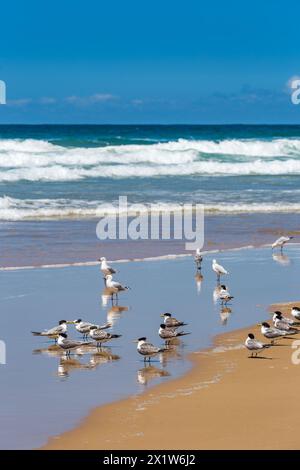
left=1, top=245, right=300, bottom=449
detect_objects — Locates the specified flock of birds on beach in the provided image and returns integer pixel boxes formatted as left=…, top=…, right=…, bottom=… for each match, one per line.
left=31, top=234, right=297, bottom=367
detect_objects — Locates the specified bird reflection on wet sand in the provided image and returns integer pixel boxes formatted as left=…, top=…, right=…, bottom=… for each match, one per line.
left=194, top=272, right=203, bottom=294
left=272, top=252, right=291, bottom=266
left=219, top=306, right=232, bottom=325
left=34, top=344, right=120, bottom=378
left=137, top=364, right=170, bottom=385
left=107, top=305, right=129, bottom=326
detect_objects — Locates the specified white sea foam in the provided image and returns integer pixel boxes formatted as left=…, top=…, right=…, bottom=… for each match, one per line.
left=1, top=137, right=300, bottom=181
left=1, top=196, right=300, bottom=220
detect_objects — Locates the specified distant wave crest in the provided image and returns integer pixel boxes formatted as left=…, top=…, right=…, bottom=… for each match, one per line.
left=1, top=196, right=300, bottom=221
left=1, top=137, right=300, bottom=181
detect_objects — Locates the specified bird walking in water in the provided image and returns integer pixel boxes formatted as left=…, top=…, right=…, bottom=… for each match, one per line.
left=31, top=320, right=73, bottom=342
left=74, top=319, right=112, bottom=339
left=57, top=333, right=93, bottom=356
left=158, top=324, right=190, bottom=343
left=105, top=274, right=130, bottom=302
left=212, top=259, right=229, bottom=283
left=272, top=236, right=293, bottom=252
left=134, top=337, right=167, bottom=362
left=194, top=248, right=203, bottom=270
left=89, top=325, right=122, bottom=348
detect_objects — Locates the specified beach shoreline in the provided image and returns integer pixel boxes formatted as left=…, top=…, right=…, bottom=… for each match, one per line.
left=43, top=301, right=300, bottom=450
left=2, top=212, right=300, bottom=269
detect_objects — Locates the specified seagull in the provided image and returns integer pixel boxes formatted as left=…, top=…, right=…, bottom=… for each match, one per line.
left=291, top=306, right=300, bottom=321
left=272, top=236, right=293, bottom=252
left=260, top=322, right=291, bottom=344
left=218, top=285, right=234, bottom=304
left=98, top=257, right=116, bottom=276
left=160, top=313, right=187, bottom=328
left=158, top=324, right=190, bottom=342
left=31, top=320, right=72, bottom=341
left=271, top=310, right=296, bottom=327
left=89, top=325, right=122, bottom=347
left=273, top=313, right=299, bottom=333
left=74, top=319, right=112, bottom=339
left=245, top=333, right=271, bottom=357
left=105, top=274, right=129, bottom=299
left=212, top=259, right=229, bottom=282
left=134, top=337, right=167, bottom=362
left=194, top=248, right=203, bottom=270
left=57, top=333, right=93, bottom=356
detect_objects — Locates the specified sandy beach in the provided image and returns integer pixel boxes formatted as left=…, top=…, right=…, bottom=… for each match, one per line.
left=43, top=301, right=300, bottom=450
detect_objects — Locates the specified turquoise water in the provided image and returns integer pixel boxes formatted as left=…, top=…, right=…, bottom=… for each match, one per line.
left=0, top=245, right=300, bottom=449
left=1, top=124, right=300, bottom=220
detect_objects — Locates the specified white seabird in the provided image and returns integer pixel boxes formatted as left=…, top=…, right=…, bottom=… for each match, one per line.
left=160, top=312, right=187, bottom=328
left=31, top=320, right=72, bottom=341
left=99, top=257, right=116, bottom=276
left=245, top=333, right=271, bottom=357
left=212, top=259, right=229, bottom=282
left=218, top=284, right=234, bottom=304
left=89, top=325, right=122, bottom=347
left=134, top=337, right=167, bottom=362
left=272, top=236, right=293, bottom=252
left=260, top=322, right=291, bottom=344
left=194, top=248, right=203, bottom=270
left=74, top=318, right=112, bottom=339
left=57, top=333, right=93, bottom=356
left=291, top=306, right=300, bottom=321
left=273, top=313, right=299, bottom=334
left=158, top=324, right=190, bottom=342
left=105, top=274, right=129, bottom=299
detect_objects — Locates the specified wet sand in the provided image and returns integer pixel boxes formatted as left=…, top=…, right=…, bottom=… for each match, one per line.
left=44, top=301, right=300, bottom=450
left=2, top=212, right=300, bottom=268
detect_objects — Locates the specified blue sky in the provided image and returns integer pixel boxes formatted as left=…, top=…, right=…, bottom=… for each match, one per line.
left=0, top=0, right=299, bottom=123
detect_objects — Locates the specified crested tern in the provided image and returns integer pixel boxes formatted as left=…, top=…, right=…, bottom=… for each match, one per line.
left=245, top=333, right=271, bottom=357
left=158, top=324, right=190, bottom=342
left=134, top=337, right=167, bottom=362
left=57, top=333, right=93, bottom=356
left=31, top=320, right=72, bottom=341
left=89, top=325, right=121, bottom=347
left=160, top=312, right=187, bottom=328
left=74, top=318, right=111, bottom=339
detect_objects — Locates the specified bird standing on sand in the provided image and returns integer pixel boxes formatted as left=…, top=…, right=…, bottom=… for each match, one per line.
left=74, top=319, right=112, bottom=339
left=271, top=311, right=295, bottom=326
left=260, top=322, right=291, bottom=344
left=89, top=325, right=122, bottom=347
left=105, top=274, right=130, bottom=300
left=272, top=236, right=293, bottom=252
left=245, top=333, right=271, bottom=357
left=212, top=259, right=229, bottom=282
left=57, top=333, right=93, bottom=356
left=158, top=324, right=190, bottom=343
left=31, top=320, right=72, bottom=341
left=273, top=313, right=299, bottom=334
left=291, top=306, right=300, bottom=321
left=160, top=313, right=187, bottom=328
left=194, top=248, right=203, bottom=270
left=134, top=337, right=167, bottom=362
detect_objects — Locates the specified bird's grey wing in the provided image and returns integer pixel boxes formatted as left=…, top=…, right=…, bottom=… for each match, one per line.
left=46, top=325, right=62, bottom=335
left=141, top=342, right=159, bottom=354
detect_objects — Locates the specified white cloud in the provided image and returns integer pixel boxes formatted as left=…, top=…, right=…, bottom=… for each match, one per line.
left=6, top=98, right=32, bottom=107
left=39, top=97, right=57, bottom=104
left=65, top=93, right=117, bottom=105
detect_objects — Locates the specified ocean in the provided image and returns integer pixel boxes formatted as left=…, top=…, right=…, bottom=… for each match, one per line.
left=1, top=124, right=300, bottom=267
